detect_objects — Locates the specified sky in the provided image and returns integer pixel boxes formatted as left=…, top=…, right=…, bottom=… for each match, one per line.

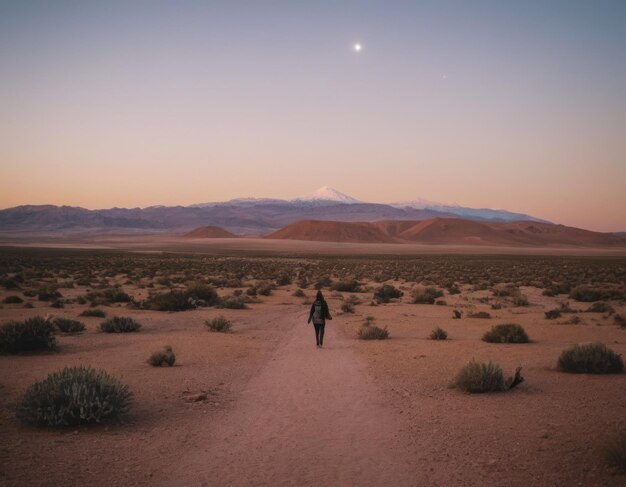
left=0, top=1, right=625, bottom=232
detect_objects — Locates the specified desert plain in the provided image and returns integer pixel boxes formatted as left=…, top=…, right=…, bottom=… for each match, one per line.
left=0, top=241, right=625, bottom=487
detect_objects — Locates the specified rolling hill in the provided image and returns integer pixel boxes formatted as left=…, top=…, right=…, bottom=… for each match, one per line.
left=183, top=226, right=239, bottom=238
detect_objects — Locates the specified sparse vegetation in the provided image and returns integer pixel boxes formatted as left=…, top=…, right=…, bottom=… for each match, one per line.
left=482, top=324, right=529, bottom=343
left=3, top=295, right=24, bottom=304
left=148, top=346, right=176, bottom=367
left=144, top=291, right=195, bottom=311
left=80, top=308, right=106, bottom=317
left=205, top=315, right=231, bottom=332
left=411, top=285, right=444, bottom=304
left=357, top=324, right=389, bottom=340
left=16, top=366, right=132, bottom=426
left=452, top=360, right=505, bottom=393
left=100, top=316, right=141, bottom=333
left=585, top=302, right=614, bottom=314
left=331, top=280, right=363, bottom=293
left=53, top=317, right=86, bottom=334
left=558, top=343, right=623, bottom=374
left=569, top=285, right=624, bottom=302
left=430, top=327, right=448, bottom=340
left=341, top=302, right=355, bottom=313
left=373, top=284, right=403, bottom=304
left=468, top=311, right=491, bottom=319
left=0, top=317, right=56, bottom=354
left=544, top=309, right=561, bottom=320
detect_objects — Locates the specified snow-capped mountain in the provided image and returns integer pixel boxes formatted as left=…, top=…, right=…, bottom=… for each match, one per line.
left=293, top=186, right=361, bottom=204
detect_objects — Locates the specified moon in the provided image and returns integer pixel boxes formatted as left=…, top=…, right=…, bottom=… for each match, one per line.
left=353, top=43, right=362, bottom=52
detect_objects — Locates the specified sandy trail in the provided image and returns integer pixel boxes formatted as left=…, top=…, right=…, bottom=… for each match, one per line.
left=164, top=310, right=417, bottom=487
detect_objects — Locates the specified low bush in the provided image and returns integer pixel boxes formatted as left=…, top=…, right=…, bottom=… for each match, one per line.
left=482, top=324, right=529, bottom=343
left=545, top=309, right=561, bottom=320
left=292, top=289, right=306, bottom=298
left=357, top=324, right=389, bottom=340
left=341, top=302, right=355, bottom=313
left=85, top=287, right=131, bottom=306
left=144, top=291, right=195, bottom=311
left=100, top=317, right=141, bottom=333
left=569, top=285, right=625, bottom=302
left=558, top=343, right=623, bottom=374
left=604, top=431, right=626, bottom=473
left=331, top=280, right=362, bottom=293
left=430, top=327, right=448, bottom=340
left=186, top=283, right=219, bottom=305
left=411, top=285, right=444, bottom=304
left=0, top=317, right=56, bottom=354
left=37, top=286, right=61, bottom=302
left=468, top=311, right=491, bottom=319
left=585, top=302, right=614, bottom=314
left=81, top=308, right=106, bottom=318
left=148, top=346, right=176, bottom=367
left=54, top=318, right=86, bottom=334
left=217, top=296, right=247, bottom=309
left=16, top=366, right=132, bottom=426
left=3, top=295, right=24, bottom=304
left=492, top=284, right=519, bottom=297
left=373, top=284, right=403, bottom=304
left=452, top=360, right=505, bottom=393
left=512, top=294, right=529, bottom=306
left=453, top=310, right=462, bottom=319
left=205, top=315, right=231, bottom=332
left=256, top=281, right=274, bottom=296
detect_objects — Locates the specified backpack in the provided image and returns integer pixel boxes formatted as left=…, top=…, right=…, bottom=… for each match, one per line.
left=312, top=300, right=325, bottom=325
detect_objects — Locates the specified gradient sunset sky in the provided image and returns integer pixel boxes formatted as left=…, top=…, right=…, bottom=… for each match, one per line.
left=1, top=1, right=625, bottom=231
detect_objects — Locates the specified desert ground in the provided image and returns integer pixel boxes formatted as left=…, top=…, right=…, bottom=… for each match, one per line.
left=0, top=245, right=625, bottom=486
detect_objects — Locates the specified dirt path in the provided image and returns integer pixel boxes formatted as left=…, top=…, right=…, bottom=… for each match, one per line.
left=162, top=310, right=418, bottom=486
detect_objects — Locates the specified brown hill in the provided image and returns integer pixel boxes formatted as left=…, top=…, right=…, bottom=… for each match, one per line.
left=265, top=218, right=626, bottom=247
left=183, top=226, right=238, bottom=238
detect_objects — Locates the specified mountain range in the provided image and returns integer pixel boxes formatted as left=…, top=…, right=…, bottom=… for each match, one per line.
left=0, top=186, right=553, bottom=236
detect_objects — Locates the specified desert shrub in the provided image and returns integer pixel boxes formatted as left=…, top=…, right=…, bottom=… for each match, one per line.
left=512, top=294, right=529, bottom=306
left=144, top=291, right=195, bottom=311
left=275, top=274, right=292, bottom=286
left=292, top=289, right=305, bottom=297
left=54, top=318, right=85, bottom=334
left=16, top=366, right=132, bottom=426
left=37, top=286, right=61, bottom=302
left=341, top=302, right=355, bottom=313
left=0, top=317, right=56, bottom=354
left=453, top=310, right=462, bottom=319
left=435, top=300, right=447, bottom=306
left=3, top=295, right=24, bottom=304
left=0, top=277, right=20, bottom=289
left=615, top=314, right=626, bottom=328
left=569, top=285, right=624, bottom=302
left=492, top=284, right=519, bottom=297
left=246, top=286, right=257, bottom=296
left=585, top=302, right=614, bottom=314
left=345, top=295, right=361, bottom=305
left=256, top=281, right=274, bottom=296
left=411, top=286, right=444, bottom=304
left=447, top=284, right=461, bottom=295
left=542, top=282, right=571, bottom=297
left=205, top=315, right=231, bottom=332
left=357, top=324, right=389, bottom=340
left=430, top=327, right=448, bottom=340
left=85, top=287, right=131, bottom=306
left=452, top=361, right=505, bottom=393
left=603, top=431, right=626, bottom=473
left=373, top=284, right=403, bottom=304
left=558, top=343, right=623, bottom=374
left=363, top=315, right=375, bottom=325
left=50, top=299, right=64, bottom=309
left=148, top=346, right=176, bottom=367
left=331, top=280, right=362, bottom=293
left=217, top=296, right=247, bottom=309
left=491, top=303, right=502, bottom=310
left=100, top=316, right=141, bottom=333
left=482, top=324, right=529, bottom=343
left=314, top=277, right=332, bottom=290
left=81, top=308, right=106, bottom=318
left=468, top=311, right=491, bottom=319
left=186, top=283, right=219, bottom=305
left=544, top=309, right=561, bottom=320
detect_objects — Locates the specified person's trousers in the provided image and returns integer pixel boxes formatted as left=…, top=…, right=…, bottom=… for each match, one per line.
left=313, top=323, right=325, bottom=346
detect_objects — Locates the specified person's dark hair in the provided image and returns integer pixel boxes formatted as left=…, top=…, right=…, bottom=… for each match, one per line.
left=316, top=290, right=324, bottom=302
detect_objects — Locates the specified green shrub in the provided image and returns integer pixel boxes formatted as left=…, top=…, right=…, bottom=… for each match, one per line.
left=16, top=366, right=132, bottom=426
left=558, top=343, right=623, bottom=374
left=100, top=316, right=141, bottom=333
left=357, top=324, right=389, bottom=340
left=468, top=311, right=491, bottom=319
left=482, top=324, right=529, bottom=343
left=585, top=302, right=614, bottom=314
left=54, top=318, right=86, bottom=334
left=3, top=295, right=24, bottom=304
left=545, top=309, right=561, bottom=320
left=0, top=317, right=56, bottom=354
left=148, top=346, right=176, bottom=367
left=604, top=431, right=626, bottom=473
left=452, top=360, right=505, bottom=393
left=144, top=291, right=194, bottom=311
left=205, top=315, right=231, bottom=332
left=411, top=285, right=444, bottom=304
left=430, top=327, right=448, bottom=340
left=331, top=280, right=362, bottom=293
left=81, top=308, right=106, bottom=318
left=373, top=284, right=403, bottom=304
left=341, top=302, right=355, bottom=313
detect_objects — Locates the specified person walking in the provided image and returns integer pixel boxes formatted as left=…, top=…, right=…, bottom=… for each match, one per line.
left=308, top=290, right=332, bottom=347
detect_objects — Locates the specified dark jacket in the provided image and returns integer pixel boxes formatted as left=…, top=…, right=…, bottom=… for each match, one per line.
left=308, top=299, right=332, bottom=324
